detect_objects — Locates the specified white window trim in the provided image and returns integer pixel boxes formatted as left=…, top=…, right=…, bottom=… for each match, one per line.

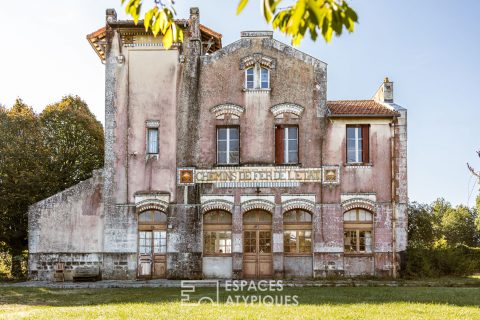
left=244, top=64, right=270, bottom=90
left=260, top=67, right=269, bottom=89
left=245, top=68, right=255, bottom=89
left=348, top=127, right=362, bottom=163
left=217, top=127, right=239, bottom=165
left=283, top=127, right=298, bottom=164
left=147, top=128, right=159, bottom=155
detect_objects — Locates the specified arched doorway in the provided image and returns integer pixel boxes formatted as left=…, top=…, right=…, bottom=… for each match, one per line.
left=137, top=209, right=167, bottom=279
left=243, top=210, right=272, bottom=278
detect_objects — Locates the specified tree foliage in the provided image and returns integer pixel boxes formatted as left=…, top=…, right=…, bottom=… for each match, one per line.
left=476, top=195, right=480, bottom=234
left=0, top=97, right=104, bottom=278
left=407, top=202, right=434, bottom=249
left=441, top=205, right=478, bottom=247
left=40, top=96, right=104, bottom=195
left=407, top=198, right=479, bottom=250
left=0, top=99, right=49, bottom=278
left=120, top=0, right=357, bottom=48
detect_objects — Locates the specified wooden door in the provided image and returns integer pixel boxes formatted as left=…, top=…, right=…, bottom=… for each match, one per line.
left=138, top=230, right=167, bottom=279
left=152, top=230, right=167, bottom=278
left=138, top=231, right=153, bottom=278
left=137, top=210, right=167, bottom=279
left=243, top=229, right=272, bottom=278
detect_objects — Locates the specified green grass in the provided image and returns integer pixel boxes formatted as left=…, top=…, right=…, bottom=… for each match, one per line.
left=1, top=286, right=480, bottom=319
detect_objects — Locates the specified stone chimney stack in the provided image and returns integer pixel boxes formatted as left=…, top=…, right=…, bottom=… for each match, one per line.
left=189, top=7, right=200, bottom=40
left=373, top=77, right=394, bottom=103
left=106, top=8, right=117, bottom=23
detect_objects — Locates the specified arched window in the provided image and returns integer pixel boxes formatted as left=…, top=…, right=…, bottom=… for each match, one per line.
left=343, top=208, right=373, bottom=253
left=245, top=66, right=270, bottom=89
left=283, top=209, right=312, bottom=254
left=138, top=210, right=167, bottom=255
left=243, top=210, right=272, bottom=224
left=138, top=210, right=167, bottom=224
left=203, top=210, right=232, bottom=255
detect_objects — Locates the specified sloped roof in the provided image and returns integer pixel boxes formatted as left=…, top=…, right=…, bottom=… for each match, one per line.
left=327, top=100, right=398, bottom=117
left=87, top=26, right=107, bottom=62
left=87, top=22, right=222, bottom=63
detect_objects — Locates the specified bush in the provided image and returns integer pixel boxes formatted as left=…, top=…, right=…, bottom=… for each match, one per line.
left=0, top=247, right=28, bottom=281
left=404, top=245, right=480, bottom=278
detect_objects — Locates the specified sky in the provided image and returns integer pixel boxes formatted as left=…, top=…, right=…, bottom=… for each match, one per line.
left=0, top=0, right=479, bottom=206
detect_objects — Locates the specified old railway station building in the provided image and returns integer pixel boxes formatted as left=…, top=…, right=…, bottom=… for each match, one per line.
left=28, top=8, right=407, bottom=281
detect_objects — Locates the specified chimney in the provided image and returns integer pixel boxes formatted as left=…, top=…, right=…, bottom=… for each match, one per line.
left=373, top=77, right=394, bottom=103
left=240, top=31, right=273, bottom=39
left=106, top=8, right=117, bottom=23
left=189, top=7, right=200, bottom=40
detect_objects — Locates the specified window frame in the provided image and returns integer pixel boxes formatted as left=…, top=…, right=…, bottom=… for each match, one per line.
left=283, top=209, right=313, bottom=255
left=216, top=126, right=240, bottom=165
left=343, top=208, right=373, bottom=254
left=138, top=210, right=168, bottom=226
left=244, top=65, right=270, bottom=90
left=260, top=67, right=270, bottom=89
left=203, top=210, right=233, bottom=256
left=346, top=124, right=370, bottom=164
left=146, top=127, right=159, bottom=155
left=243, top=210, right=273, bottom=225
left=137, top=210, right=168, bottom=256
left=275, top=125, right=299, bottom=165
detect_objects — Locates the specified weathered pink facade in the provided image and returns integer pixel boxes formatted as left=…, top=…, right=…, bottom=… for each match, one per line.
left=28, top=7, right=407, bottom=281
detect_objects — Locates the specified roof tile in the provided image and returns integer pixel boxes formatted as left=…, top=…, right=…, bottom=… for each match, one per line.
left=327, top=100, right=397, bottom=116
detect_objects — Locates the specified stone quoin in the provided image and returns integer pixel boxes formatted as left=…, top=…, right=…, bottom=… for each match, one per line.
left=28, top=7, right=408, bottom=281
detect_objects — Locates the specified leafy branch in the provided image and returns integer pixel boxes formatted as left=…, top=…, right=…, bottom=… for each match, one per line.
left=121, top=0, right=183, bottom=49
left=121, top=0, right=357, bottom=48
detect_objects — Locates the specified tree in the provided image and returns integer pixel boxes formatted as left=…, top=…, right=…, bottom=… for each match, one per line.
left=121, top=0, right=358, bottom=48
left=467, top=150, right=480, bottom=179
left=441, top=205, right=478, bottom=247
left=0, top=96, right=104, bottom=278
left=430, top=198, right=451, bottom=240
left=475, top=195, right=480, bottom=236
left=40, top=95, right=104, bottom=196
left=407, top=202, right=434, bottom=249
left=0, top=99, right=49, bottom=278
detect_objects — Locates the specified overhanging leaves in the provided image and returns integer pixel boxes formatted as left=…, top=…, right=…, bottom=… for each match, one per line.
left=121, top=0, right=357, bottom=47
left=122, top=0, right=183, bottom=49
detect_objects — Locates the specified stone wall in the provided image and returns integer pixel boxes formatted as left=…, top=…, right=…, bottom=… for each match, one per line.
left=28, top=170, right=104, bottom=280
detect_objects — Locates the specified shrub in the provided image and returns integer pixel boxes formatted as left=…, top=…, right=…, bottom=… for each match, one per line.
left=404, top=245, right=480, bottom=278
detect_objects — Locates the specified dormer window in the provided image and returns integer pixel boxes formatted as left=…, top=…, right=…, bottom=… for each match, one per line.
left=244, top=65, right=270, bottom=90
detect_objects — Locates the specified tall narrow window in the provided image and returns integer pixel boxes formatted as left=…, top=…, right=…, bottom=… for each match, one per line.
left=217, top=127, right=239, bottom=165
left=246, top=68, right=254, bottom=89
left=346, top=125, right=369, bottom=163
left=261, top=67, right=269, bottom=89
left=343, top=208, right=373, bottom=253
left=147, top=128, right=159, bottom=154
left=275, top=126, right=298, bottom=164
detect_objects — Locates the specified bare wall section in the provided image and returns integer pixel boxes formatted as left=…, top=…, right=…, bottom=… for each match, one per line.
left=126, top=49, right=178, bottom=202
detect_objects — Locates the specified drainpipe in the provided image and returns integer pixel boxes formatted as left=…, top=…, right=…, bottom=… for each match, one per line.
left=390, top=118, right=397, bottom=278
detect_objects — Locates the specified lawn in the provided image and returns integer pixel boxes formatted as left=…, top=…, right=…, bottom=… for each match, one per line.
left=0, top=286, right=479, bottom=320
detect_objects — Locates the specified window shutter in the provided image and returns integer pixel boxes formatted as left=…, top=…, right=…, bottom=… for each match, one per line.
left=275, top=126, right=284, bottom=164
left=362, top=125, right=370, bottom=163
